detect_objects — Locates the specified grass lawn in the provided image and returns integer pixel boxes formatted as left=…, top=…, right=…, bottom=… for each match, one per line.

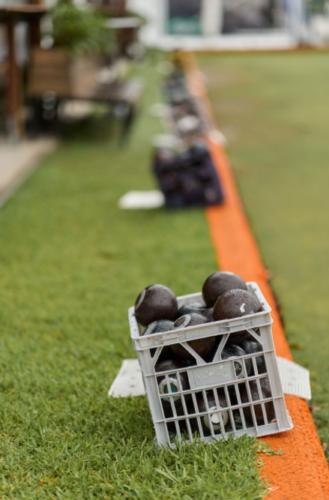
left=198, top=52, right=329, bottom=458
left=0, top=56, right=270, bottom=499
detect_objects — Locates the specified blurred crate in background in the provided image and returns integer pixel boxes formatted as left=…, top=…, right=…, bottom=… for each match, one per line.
left=153, top=143, right=224, bottom=209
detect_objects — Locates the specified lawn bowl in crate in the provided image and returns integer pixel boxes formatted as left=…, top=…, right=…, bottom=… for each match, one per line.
left=129, top=283, right=293, bottom=448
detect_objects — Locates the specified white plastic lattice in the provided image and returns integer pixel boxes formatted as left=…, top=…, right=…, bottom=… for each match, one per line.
left=109, top=357, right=311, bottom=401
left=125, top=282, right=293, bottom=448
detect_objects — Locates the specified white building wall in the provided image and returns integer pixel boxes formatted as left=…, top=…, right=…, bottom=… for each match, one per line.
left=201, top=0, right=223, bottom=36
left=127, top=0, right=165, bottom=45
left=127, top=0, right=308, bottom=50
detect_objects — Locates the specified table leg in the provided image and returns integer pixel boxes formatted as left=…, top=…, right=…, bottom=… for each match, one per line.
left=30, top=15, right=41, bottom=47
left=119, top=103, right=135, bottom=146
left=6, top=18, right=24, bottom=140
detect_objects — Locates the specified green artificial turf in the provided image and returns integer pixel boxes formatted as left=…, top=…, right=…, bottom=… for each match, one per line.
left=198, top=52, right=329, bottom=457
left=0, top=56, right=271, bottom=499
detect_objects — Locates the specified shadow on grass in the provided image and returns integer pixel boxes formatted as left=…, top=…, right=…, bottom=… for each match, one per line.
left=58, top=114, right=116, bottom=143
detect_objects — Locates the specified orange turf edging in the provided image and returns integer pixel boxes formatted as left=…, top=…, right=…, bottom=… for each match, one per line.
left=183, top=46, right=329, bottom=57
left=181, top=53, right=329, bottom=499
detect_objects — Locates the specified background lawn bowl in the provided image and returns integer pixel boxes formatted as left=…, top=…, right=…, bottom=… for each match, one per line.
left=0, top=56, right=270, bottom=499
left=198, top=52, right=329, bottom=460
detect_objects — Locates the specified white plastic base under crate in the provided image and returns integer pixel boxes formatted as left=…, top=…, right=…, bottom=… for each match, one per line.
left=118, top=190, right=165, bottom=210
left=128, top=283, right=294, bottom=448
left=109, top=357, right=311, bottom=401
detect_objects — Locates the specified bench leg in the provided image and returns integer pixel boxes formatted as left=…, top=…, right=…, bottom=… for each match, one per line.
left=119, top=104, right=136, bottom=146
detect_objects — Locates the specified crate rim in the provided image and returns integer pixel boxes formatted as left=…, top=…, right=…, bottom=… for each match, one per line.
left=129, top=281, right=272, bottom=342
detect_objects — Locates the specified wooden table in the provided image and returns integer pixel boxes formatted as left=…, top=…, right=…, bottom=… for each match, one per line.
left=0, top=5, right=48, bottom=140
left=29, top=76, right=144, bottom=145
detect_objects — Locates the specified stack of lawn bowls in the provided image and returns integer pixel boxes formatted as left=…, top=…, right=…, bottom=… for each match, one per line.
left=163, top=66, right=205, bottom=141
left=129, top=272, right=293, bottom=448
left=153, top=142, right=224, bottom=208
left=152, top=62, right=224, bottom=209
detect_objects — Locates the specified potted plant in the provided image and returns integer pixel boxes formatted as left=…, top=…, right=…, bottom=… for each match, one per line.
left=28, top=2, right=115, bottom=98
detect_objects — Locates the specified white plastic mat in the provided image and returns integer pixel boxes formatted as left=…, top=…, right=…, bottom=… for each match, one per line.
left=118, top=191, right=165, bottom=209
left=108, top=359, right=144, bottom=397
left=276, top=356, right=311, bottom=400
left=108, top=357, right=311, bottom=400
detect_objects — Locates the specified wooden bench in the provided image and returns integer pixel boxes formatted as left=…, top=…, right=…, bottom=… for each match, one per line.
left=28, top=49, right=144, bottom=143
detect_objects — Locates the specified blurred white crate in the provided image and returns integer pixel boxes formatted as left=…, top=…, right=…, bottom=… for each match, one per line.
left=129, top=282, right=293, bottom=448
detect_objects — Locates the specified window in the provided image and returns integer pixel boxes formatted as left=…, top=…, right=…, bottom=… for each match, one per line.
left=166, top=0, right=202, bottom=35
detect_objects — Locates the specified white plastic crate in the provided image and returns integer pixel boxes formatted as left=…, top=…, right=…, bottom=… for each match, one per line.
left=129, top=282, right=293, bottom=448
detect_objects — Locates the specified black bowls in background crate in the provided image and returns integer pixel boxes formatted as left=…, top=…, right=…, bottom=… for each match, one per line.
left=163, top=72, right=190, bottom=106
left=170, top=98, right=206, bottom=139
left=153, top=144, right=224, bottom=209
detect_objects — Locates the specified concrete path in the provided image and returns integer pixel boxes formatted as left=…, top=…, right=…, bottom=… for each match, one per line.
left=0, top=138, right=58, bottom=209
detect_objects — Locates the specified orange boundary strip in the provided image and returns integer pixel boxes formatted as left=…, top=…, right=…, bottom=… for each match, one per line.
left=185, top=47, right=329, bottom=57
left=182, top=53, right=329, bottom=499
